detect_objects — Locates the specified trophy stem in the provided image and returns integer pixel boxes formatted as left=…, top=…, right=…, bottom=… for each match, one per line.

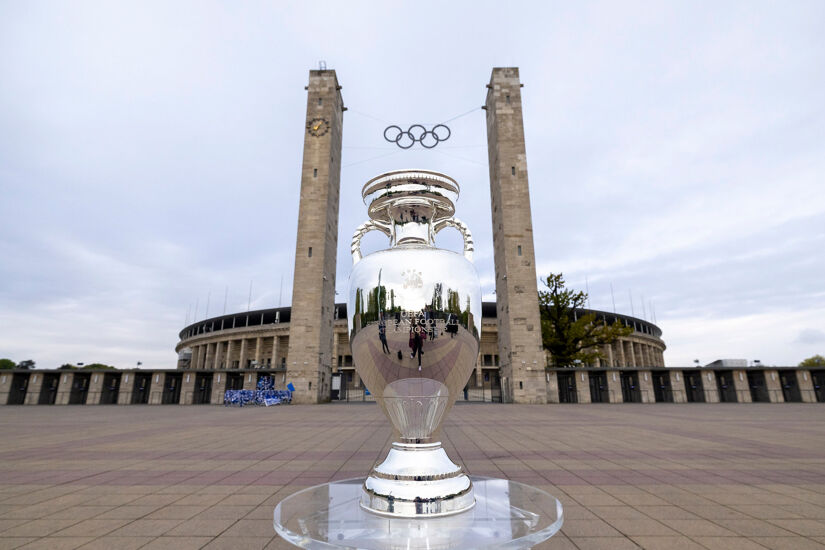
left=361, top=442, right=475, bottom=517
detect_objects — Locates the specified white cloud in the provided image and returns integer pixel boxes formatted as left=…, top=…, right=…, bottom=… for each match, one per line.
left=1, top=1, right=823, bottom=368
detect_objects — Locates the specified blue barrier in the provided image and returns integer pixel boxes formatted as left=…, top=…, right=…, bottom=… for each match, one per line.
left=223, top=389, right=292, bottom=407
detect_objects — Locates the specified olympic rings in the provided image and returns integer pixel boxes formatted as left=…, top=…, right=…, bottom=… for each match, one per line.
left=384, top=124, right=451, bottom=149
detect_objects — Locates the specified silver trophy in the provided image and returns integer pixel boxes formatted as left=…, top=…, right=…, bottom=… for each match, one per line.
left=348, top=169, right=480, bottom=517
left=274, top=168, right=563, bottom=548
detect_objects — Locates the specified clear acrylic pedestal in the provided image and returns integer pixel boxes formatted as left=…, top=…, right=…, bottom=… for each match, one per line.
left=273, top=476, right=563, bottom=549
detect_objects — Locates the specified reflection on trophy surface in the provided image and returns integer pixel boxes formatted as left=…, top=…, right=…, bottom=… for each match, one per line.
left=348, top=169, right=481, bottom=517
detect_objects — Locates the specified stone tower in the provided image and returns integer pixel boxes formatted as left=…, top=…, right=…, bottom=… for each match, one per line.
left=286, top=70, right=344, bottom=404
left=484, top=67, right=547, bottom=404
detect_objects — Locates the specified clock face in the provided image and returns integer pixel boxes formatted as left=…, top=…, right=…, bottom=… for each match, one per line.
left=307, top=117, right=330, bottom=137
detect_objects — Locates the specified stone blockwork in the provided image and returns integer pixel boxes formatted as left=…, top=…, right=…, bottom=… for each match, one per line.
left=484, top=67, right=547, bottom=404
left=2, top=365, right=821, bottom=406
left=286, top=69, right=345, bottom=404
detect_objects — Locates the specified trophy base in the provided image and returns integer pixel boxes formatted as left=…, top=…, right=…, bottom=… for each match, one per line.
left=274, top=476, right=564, bottom=549
left=361, top=442, right=475, bottom=517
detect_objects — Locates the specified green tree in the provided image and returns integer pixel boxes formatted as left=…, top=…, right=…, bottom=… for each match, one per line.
left=16, top=359, right=35, bottom=370
left=58, top=364, right=76, bottom=370
left=430, top=283, right=443, bottom=311
left=446, top=289, right=461, bottom=315
left=539, top=273, right=633, bottom=368
left=0, top=358, right=15, bottom=370
left=81, top=363, right=116, bottom=370
left=799, top=355, right=825, bottom=368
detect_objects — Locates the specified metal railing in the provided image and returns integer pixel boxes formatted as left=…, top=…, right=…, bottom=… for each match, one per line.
left=338, top=388, right=377, bottom=402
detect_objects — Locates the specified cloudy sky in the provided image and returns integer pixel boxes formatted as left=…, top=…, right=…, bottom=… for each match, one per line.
left=1, top=1, right=823, bottom=369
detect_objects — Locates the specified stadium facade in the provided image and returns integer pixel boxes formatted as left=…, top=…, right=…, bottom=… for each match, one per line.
left=172, top=302, right=666, bottom=400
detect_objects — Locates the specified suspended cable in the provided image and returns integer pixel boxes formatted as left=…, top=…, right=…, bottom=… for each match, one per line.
left=438, top=106, right=481, bottom=124
left=348, top=109, right=390, bottom=124
left=432, top=148, right=487, bottom=167
left=343, top=149, right=402, bottom=169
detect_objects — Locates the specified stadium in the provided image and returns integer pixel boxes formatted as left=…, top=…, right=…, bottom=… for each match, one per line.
left=173, top=301, right=667, bottom=403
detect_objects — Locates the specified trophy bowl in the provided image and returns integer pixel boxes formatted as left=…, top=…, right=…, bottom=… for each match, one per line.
left=348, top=169, right=481, bottom=517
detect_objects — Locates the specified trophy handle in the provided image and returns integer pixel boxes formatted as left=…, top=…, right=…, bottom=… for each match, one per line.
left=435, top=218, right=474, bottom=262
left=351, top=220, right=391, bottom=264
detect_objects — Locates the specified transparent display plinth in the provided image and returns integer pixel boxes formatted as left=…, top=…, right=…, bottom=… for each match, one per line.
left=273, top=476, right=563, bottom=549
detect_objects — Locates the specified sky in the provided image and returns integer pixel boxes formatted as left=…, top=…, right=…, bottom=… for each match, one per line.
left=1, top=1, right=823, bottom=369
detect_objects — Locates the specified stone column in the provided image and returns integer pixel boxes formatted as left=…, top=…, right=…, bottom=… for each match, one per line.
left=638, top=370, right=654, bottom=403
left=545, top=371, right=560, bottom=403
left=239, top=338, right=247, bottom=370
left=765, top=369, right=785, bottom=403
left=149, top=372, right=165, bottom=404
left=576, top=370, right=592, bottom=404
left=243, top=371, right=257, bottom=390
left=617, top=341, right=626, bottom=367
left=254, top=337, right=262, bottom=369
left=0, top=373, right=12, bottom=404
left=272, top=335, right=279, bottom=369
left=180, top=372, right=196, bottom=405
left=285, top=69, right=344, bottom=404
left=670, top=370, right=687, bottom=403
left=214, top=341, right=224, bottom=370
left=22, top=373, right=43, bottom=405
left=205, top=343, right=215, bottom=371
left=484, top=67, right=547, bottom=404
left=795, top=370, right=815, bottom=403
left=703, top=370, right=720, bottom=403
left=85, top=373, right=105, bottom=405
left=211, top=372, right=227, bottom=404
left=190, top=346, right=199, bottom=370
left=332, top=332, right=339, bottom=372
left=732, top=370, right=752, bottom=402
left=606, top=370, right=622, bottom=403
left=118, top=372, right=135, bottom=405
left=55, top=372, right=74, bottom=405
left=226, top=340, right=234, bottom=370
left=606, top=344, right=614, bottom=368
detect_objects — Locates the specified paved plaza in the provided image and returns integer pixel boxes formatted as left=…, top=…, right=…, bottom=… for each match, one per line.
left=0, top=403, right=824, bottom=549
